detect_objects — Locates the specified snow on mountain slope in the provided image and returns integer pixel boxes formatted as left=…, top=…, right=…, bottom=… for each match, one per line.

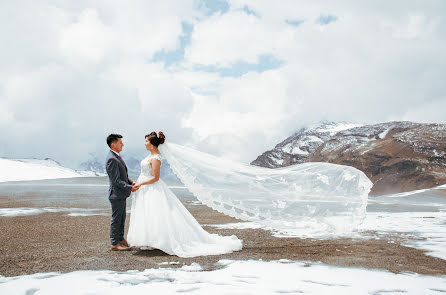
left=252, top=121, right=446, bottom=194
left=0, top=158, right=103, bottom=182
left=309, top=122, right=446, bottom=194
left=251, top=121, right=362, bottom=168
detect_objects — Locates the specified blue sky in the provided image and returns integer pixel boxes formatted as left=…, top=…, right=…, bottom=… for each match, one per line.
left=203, top=0, right=230, bottom=15
left=152, top=0, right=284, bottom=77
left=152, top=22, right=283, bottom=77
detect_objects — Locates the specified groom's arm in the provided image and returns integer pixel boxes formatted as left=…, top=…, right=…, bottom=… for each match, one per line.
left=106, top=158, right=132, bottom=192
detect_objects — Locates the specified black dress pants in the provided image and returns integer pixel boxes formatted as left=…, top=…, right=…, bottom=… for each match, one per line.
left=109, top=198, right=126, bottom=245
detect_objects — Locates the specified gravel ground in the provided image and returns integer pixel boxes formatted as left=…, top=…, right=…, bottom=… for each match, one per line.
left=1, top=203, right=445, bottom=277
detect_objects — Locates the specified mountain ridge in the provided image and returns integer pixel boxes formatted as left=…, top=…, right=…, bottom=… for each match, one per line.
left=251, top=121, right=446, bottom=195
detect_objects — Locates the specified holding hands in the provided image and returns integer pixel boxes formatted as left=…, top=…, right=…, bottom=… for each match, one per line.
left=131, top=182, right=140, bottom=192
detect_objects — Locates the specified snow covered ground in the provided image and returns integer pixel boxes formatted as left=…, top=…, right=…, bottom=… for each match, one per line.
left=0, top=207, right=107, bottom=217
left=208, top=184, right=446, bottom=262
left=1, top=177, right=445, bottom=293
left=1, top=259, right=445, bottom=294
left=0, top=158, right=103, bottom=182
left=210, top=210, right=446, bottom=261
left=361, top=211, right=446, bottom=260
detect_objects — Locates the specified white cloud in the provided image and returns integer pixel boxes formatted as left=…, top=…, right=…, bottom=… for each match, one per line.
left=381, top=13, right=440, bottom=40
left=180, top=0, right=446, bottom=159
left=399, top=99, right=446, bottom=123
left=0, top=0, right=199, bottom=166
left=0, top=102, right=13, bottom=125
left=0, top=0, right=445, bottom=166
left=185, top=10, right=293, bottom=66
left=59, top=8, right=114, bottom=63
left=181, top=69, right=297, bottom=161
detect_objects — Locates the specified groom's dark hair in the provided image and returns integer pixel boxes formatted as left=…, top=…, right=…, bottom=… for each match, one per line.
left=107, top=134, right=123, bottom=147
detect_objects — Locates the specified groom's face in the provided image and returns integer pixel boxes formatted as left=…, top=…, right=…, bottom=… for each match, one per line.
left=111, top=138, right=124, bottom=153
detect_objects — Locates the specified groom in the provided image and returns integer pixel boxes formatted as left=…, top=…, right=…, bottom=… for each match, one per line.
left=105, top=134, right=138, bottom=251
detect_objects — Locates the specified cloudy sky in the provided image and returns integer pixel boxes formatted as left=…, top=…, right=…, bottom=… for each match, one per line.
left=1, top=0, right=445, bottom=167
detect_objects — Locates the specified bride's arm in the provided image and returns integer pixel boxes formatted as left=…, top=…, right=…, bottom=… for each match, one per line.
left=136, top=159, right=161, bottom=187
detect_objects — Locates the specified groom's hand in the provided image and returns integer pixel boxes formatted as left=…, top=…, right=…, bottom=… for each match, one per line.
left=131, top=183, right=141, bottom=192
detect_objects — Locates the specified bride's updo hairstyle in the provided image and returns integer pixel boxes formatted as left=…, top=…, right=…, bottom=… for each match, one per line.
left=146, top=131, right=165, bottom=147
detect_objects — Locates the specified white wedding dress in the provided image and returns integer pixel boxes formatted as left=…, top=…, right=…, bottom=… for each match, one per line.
left=128, top=142, right=372, bottom=251
left=127, top=153, right=243, bottom=257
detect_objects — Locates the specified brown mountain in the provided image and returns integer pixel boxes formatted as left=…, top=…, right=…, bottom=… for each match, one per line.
left=251, top=121, right=361, bottom=168
left=252, top=121, right=446, bottom=195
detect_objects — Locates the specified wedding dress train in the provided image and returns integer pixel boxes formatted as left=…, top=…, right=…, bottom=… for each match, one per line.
left=160, top=143, right=372, bottom=237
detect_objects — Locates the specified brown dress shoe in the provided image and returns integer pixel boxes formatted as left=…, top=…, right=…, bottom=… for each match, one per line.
left=119, top=239, right=130, bottom=247
left=110, top=244, right=130, bottom=251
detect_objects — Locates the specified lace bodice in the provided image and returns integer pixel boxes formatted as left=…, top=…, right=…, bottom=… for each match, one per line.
left=140, top=153, right=162, bottom=177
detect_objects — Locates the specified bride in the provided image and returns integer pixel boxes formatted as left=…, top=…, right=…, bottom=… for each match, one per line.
left=127, top=131, right=371, bottom=256
left=127, top=132, right=242, bottom=257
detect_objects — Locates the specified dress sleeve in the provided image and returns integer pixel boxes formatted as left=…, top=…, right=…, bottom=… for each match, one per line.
left=152, top=154, right=162, bottom=162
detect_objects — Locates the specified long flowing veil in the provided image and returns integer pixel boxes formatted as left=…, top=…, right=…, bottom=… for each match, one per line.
left=160, top=143, right=372, bottom=237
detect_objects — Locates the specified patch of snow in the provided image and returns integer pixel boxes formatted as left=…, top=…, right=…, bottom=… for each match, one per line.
left=209, top=186, right=446, bottom=261
left=1, top=260, right=445, bottom=294
left=302, top=135, right=324, bottom=143
left=378, top=184, right=446, bottom=198
left=186, top=200, right=203, bottom=206
left=359, top=212, right=446, bottom=260
left=378, top=128, right=391, bottom=139
left=271, top=157, right=284, bottom=165
left=0, top=207, right=107, bottom=217
left=359, top=142, right=377, bottom=155
left=317, top=122, right=363, bottom=135
left=0, top=208, right=46, bottom=217
left=431, top=171, right=446, bottom=178
left=0, top=158, right=104, bottom=183
left=181, top=263, right=203, bottom=271
left=282, top=143, right=308, bottom=155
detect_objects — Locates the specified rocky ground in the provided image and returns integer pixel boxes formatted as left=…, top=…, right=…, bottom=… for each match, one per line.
left=1, top=203, right=445, bottom=277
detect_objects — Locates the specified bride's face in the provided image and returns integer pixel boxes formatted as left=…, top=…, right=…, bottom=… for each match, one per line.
left=144, top=137, right=152, bottom=150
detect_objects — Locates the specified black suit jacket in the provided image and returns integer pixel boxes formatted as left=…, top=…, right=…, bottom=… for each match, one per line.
left=105, top=150, right=133, bottom=200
